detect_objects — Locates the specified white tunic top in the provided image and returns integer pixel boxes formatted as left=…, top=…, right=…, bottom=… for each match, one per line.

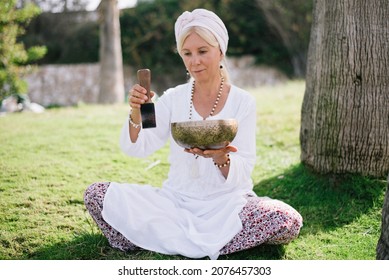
left=102, top=83, right=257, bottom=259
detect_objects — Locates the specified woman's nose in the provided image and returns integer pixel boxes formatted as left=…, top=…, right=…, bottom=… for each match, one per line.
left=191, top=54, right=201, bottom=65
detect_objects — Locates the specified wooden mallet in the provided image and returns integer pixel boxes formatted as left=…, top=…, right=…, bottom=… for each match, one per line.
left=137, top=69, right=156, bottom=129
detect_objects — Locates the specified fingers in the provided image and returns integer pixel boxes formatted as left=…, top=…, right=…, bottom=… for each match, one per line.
left=128, top=85, right=155, bottom=109
left=185, top=145, right=238, bottom=159
left=185, top=148, right=208, bottom=158
left=224, top=145, right=238, bottom=153
left=203, top=145, right=237, bottom=156
left=128, top=84, right=147, bottom=109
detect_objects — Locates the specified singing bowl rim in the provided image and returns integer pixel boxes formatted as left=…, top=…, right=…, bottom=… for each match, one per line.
left=171, top=118, right=237, bottom=127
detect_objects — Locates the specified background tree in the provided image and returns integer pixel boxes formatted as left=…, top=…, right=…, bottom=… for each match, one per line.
left=17, top=0, right=88, bottom=12
left=300, top=0, right=389, bottom=178
left=300, top=0, right=389, bottom=259
left=22, top=11, right=99, bottom=64
left=20, top=0, right=311, bottom=86
left=120, top=0, right=184, bottom=92
left=18, top=0, right=96, bottom=65
left=119, top=0, right=294, bottom=92
left=196, top=0, right=292, bottom=74
left=256, top=0, right=312, bottom=78
left=0, top=0, right=47, bottom=102
left=98, top=0, right=124, bottom=103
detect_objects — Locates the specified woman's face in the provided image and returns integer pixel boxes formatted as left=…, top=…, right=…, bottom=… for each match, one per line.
left=181, top=32, right=222, bottom=83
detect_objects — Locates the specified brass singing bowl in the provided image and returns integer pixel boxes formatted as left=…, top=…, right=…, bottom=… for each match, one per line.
left=171, top=119, right=238, bottom=150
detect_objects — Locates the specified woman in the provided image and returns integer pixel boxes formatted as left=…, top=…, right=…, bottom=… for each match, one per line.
left=84, top=8, right=302, bottom=260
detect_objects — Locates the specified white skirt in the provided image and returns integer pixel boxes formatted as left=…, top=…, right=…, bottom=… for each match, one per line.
left=102, top=182, right=249, bottom=260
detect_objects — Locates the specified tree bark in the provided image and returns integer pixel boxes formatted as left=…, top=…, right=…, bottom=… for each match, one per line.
left=377, top=176, right=389, bottom=259
left=98, top=0, right=124, bottom=103
left=300, top=0, right=389, bottom=177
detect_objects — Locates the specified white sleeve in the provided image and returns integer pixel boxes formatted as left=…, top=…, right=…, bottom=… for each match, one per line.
left=223, top=94, right=257, bottom=189
left=119, top=93, right=171, bottom=158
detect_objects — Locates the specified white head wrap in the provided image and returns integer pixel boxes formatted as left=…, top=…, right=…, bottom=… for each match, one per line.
left=174, top=9, right=229, bottom=55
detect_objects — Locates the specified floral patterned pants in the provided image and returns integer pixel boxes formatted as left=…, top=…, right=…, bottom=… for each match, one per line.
left=84, top=182, right=303, bottom=256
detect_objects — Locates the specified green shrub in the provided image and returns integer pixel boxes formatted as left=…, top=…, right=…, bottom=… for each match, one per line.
left=0, top=0, right=47, bottom=102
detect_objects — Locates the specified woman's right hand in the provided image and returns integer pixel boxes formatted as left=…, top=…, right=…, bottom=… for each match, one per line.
left=128, top=84, right=155, bottom=109
left=127, top=84, right=155, bottom=143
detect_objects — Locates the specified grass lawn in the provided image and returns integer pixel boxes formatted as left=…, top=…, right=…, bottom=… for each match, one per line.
left=0, top=80, right=386, bottom=260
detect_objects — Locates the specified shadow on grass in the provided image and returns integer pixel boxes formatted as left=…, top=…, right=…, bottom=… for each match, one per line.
left=31, top=163, right=385, bottom=260
left=30, top=233, right=187, bottom=260
left=253, top=163, right=386, bottom=235
left=31, top=232, right=285, bottom=260
left=28, top=233, right=285, bottom=260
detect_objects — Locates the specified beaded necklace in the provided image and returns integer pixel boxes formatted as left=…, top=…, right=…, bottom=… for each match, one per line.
left=189, top=76, right=224, bottom=120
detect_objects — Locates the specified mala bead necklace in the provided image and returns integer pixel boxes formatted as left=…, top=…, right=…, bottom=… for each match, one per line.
left=189, top=76, right=224, bottom=120
left=188, top=76, right=230, bottom=170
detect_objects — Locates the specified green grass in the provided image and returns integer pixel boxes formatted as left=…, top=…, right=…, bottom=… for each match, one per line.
left=0, top=80, right=386, bottom=260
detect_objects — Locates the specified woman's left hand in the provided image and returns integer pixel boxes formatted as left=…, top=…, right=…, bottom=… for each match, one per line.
left=185, top=144, right=237, bottom=162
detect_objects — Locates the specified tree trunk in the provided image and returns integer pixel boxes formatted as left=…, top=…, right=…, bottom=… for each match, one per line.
left=300, top=0, right=389, bottom=177
left=377, top=176, right=389, bottom=259
left=98, top=0, right=124, bottom=103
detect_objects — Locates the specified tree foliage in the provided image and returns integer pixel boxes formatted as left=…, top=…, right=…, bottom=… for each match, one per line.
left=19, top=1, right=97, bottom=65
left=20, top=0, right=313, bottom=86
left=256, top=0, right=313, bottom=77
left=0, top=0, right=47, bottom=101
left=17, top=0, right=89, bottom=13
left=23, top=12, right=99, bottom=64
left=120, top=0, right=185, bottom=87
left=120, top=0, right=293, bottom=88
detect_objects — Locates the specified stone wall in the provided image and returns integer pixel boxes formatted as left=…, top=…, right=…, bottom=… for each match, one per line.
left=25, top=56, right=287, bottom=107
left=228, top=56, right=287, bottom=88
left=25, top=64, right=136, bottom=107
left=25, top=64, right=99, bottom=107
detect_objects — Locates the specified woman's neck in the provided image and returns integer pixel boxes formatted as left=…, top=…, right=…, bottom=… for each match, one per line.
left=194, top=77, right=222, bottom=99
left=191, top=76, right=230, bottom=119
